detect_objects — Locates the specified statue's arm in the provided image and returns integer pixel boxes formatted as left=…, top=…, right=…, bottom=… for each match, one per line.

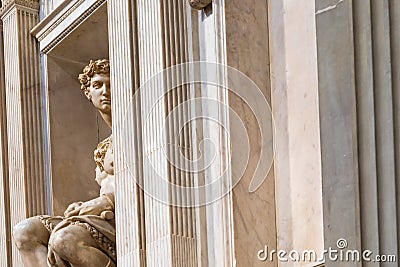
left=64, top=139, right=115, bottom=218
left=64, top=193, right=114, bottom=218
left=64, top=172, right=115, bottom=218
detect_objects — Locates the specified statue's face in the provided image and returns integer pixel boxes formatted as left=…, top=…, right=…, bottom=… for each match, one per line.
left=89, top=73, right=111, bottom=114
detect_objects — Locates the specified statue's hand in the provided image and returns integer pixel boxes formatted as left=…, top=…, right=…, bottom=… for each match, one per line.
left=64, top=202, right=83, bottom=218
left=77, top=197, right=112, bottom=216
left=64, top=196, right=113, bottom=217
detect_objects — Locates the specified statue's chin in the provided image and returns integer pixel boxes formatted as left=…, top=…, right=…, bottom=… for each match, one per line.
left=98, top=105, right=111, bottom=115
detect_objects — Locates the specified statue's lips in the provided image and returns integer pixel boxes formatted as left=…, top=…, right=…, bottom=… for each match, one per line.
left=101, top=99, right=111, bottom=104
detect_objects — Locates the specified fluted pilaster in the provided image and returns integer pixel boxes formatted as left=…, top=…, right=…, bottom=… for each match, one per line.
left=108, top=0, right=198, bottom=265
left=0, top=21, right=11, bottom=267
left=1, top=1, right=46, bottom=266
left=136, top=0, right=170, bottom=265
left=107, top=0, right=145, bottom=266
left=137, top=0, right=198, bottom=266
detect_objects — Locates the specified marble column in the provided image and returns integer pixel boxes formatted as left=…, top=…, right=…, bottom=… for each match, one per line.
left=0, top=20, right=12, bottom=267
left=0, top=1, right=47, bottom=266
left=135, top=2, right=169, bottom=263
left=107, top=0, right=145, bottom=266
left=108, top=0, right=199, bottom=266
left=316, top=1, right=400, bottom=266
left=136, top=0, right=198, bottom=266
left=315, top=1, right=362, bottom=266
left=268, top=0, right=324, bottom=266
left=187, top=1, right=236, bottom=266
left=352, top=0, right=399, bottom=265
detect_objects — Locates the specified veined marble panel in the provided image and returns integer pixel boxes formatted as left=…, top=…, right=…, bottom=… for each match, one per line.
left=224, top=0, right=277, bottom=266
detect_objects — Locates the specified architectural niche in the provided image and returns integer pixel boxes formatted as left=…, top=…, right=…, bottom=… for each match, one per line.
left=13, top=59, right=116, bottom=267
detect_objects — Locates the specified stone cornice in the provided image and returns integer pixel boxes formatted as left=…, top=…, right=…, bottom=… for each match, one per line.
left=0, top=0, right=39, bottom=17
left=32, top=0, right=86, bottom=42
left=31, top=0, right=106, bottom=53
left=188, top=0, right=212, bottom=10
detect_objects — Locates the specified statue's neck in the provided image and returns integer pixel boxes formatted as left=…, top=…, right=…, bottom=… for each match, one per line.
left=99, top=111, right=112, bottom=129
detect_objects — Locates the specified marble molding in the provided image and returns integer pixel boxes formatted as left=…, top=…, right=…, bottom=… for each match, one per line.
left=31, top=0, right=106, bottom=53
left=188, top=0, right=212, bottom=10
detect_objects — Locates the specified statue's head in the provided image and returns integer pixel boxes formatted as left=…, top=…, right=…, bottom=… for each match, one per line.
left=78, top=59, right=111, bottom=114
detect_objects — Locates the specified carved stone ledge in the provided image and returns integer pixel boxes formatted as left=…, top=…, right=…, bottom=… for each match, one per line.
left=0, top=0, right=39, bottom=16
left=36, top=0, right=86, bottom=42
left=31, top=0, right=106, bottom=53
left=188, top=0, right=212, bottom=10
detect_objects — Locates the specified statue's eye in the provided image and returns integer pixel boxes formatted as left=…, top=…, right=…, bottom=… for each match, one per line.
left=93, top=82, right=102, bottom=89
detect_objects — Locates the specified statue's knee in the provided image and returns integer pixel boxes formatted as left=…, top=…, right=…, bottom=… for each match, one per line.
left=49, top=226, right=83, bottom=259
left=13, top=218, right=48, bottom=250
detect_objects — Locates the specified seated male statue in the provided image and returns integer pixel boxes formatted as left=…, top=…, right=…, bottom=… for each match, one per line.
left=13, top=59, right=116, bottom=267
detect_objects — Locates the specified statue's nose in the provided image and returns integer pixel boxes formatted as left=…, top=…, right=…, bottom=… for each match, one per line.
left=102, top=84, right=111, bottom=95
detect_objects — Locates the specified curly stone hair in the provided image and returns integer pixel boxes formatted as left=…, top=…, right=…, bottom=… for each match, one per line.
left=78, top=59, right=110, bottom=100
